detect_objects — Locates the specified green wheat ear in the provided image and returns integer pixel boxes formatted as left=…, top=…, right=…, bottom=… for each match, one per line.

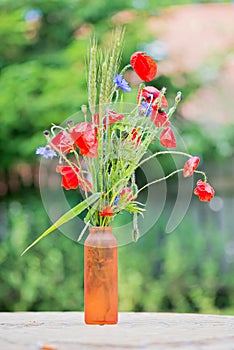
left=104, top=26, right=125, bottom=103
left=88, top=37, right=97, bottom=117
left=87, top=26, right=125, bottom=116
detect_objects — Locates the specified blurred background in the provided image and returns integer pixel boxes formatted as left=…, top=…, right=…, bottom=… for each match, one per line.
left=0, top=0, right=234, bottom=314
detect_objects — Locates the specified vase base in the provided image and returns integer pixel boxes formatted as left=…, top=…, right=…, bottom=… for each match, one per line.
left=85, top=318, right=118, bottom=325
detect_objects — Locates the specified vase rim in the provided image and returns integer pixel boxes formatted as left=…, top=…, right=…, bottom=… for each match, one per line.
left=89, top=226, right=112, bottom=233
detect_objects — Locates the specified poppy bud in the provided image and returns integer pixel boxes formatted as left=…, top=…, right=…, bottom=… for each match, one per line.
left=81, top=105, right=88, bottom=114
left=175, top=91, right=182, bottom=103
left=43, top=130, right=50, bottom=142
left=67, top=120, right=74, bottom=127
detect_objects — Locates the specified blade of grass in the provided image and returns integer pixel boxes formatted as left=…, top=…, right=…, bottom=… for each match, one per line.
left=21, top=193, right=100, bottom=255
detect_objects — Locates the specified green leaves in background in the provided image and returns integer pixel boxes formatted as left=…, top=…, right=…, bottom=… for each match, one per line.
left=1, top=195, right=234, bottom=313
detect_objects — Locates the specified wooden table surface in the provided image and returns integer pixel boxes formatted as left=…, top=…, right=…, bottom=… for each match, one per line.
left=0, top=312, right=234, bottom=349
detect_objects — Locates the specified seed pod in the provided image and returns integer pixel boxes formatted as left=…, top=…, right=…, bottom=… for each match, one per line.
left=132, top=213, right=140, bottom=242
left=131, top=183, right=138, bottom=198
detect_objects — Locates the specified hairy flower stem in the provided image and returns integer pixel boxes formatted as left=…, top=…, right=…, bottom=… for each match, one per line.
left=139, top=150, right=193, bottom=168
left=137, top=168, right=184, bottom=194
left=120, top=64, right=131, bottom=75
left=167, top=91, right=182, bottom=120
left=194, top=170, right=207, bottom=182
left=107, top=149, right=196, bottom=200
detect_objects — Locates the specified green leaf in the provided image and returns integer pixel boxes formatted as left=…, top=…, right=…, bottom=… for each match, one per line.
left=21, top=193, right=100, bottom=255
left=124, top=202, right=145, bottom=215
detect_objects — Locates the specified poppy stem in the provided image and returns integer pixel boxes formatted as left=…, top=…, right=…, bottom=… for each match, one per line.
left=194, top=170, right=207, bottom=182
left=138, top=150, right=193, bottom=168
left=167, top=91, right=182, bottom=120
left=137, top=168, right=184, bottom=195
left=120, top=64, right=131, bottom=75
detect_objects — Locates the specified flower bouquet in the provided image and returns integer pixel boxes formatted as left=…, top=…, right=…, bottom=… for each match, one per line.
left=22, top=28, right=214, bottom=324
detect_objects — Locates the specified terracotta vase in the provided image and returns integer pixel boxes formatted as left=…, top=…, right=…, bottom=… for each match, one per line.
left=84, top=226, right=118, bottom=325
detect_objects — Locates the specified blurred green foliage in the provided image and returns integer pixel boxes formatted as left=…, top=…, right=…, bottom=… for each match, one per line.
left=0, top=0, right=149, bottom=167
left=1, top=195, right=234, bottom=314
left=0, top=195, right=84, bottom=311
left=0, top=0, right=233, bottom=168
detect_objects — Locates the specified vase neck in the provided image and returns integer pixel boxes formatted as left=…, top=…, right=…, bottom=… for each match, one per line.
left=89, top=226, right=112, bottom=234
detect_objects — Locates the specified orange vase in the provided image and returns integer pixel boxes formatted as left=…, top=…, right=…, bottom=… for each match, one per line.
left=84, top=226, right=118, bottom=325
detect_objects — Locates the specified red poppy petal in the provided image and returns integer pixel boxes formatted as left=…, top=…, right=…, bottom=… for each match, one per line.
left=104, top=111, right=124, bottom=125
left=70, top=122, right=98, bottom=158
left=138, top=86, right=168, bottom=108
left=99, top=206, right=114, bottom=217
left=61, top=175, right=71, bottom=190
left=130, top=51, right=146, bottom=68
left=66, top=173, right=79, bottom=189
left=56, top=165, right=79, bottom=190
left=131, top=52, right=157, bottom=82
left=160, top=127, right=176, bottom=148
left=151, top=108, right=170, bottom=127
left=78, top=139, right=98, bottom=157
left=51, top=131, right=75, bottom=154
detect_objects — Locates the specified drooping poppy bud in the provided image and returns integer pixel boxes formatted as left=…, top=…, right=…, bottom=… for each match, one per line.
left=194, top=180, right=215, bottom=202
left=183, top=156, right=200, bottom=178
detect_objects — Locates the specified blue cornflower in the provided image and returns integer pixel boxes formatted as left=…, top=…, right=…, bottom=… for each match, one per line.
left=113, top=74, right=131, bottom=92
left=36, top=146, right=57, bottom=159
left=141, top=101, right=152, bottom=117
left=113, top=196, right=120, bottom=206
left=24, top=9, right=42, bottom=23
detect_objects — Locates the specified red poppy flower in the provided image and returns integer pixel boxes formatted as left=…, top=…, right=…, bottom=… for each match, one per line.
left=131, top=128, right=141, bottom=146
left=183, top=156, right=200, bottom=178
left=160, top=127, right=176, bottom=148
left=56, top=165, right=92, bottom=192
left=194, top=180, right=215, bottom=202
left=130, top=52, right=157, bottom=82
left=94, top=110, right=124, bottom=128
left=104, top=111, right=124, bottom=125
left=138, top=86, right=168, bottom=108
left=69, top=122, right=98, bottom=158
left=99, top=205, right=114, bottom=217
left=56, top=165, right=79, bottom=190
left=150, top=108, right=170, bottom=127
left=120, top=187, right=135, bottom=201
left=51, top=131, right=75, bottom=154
